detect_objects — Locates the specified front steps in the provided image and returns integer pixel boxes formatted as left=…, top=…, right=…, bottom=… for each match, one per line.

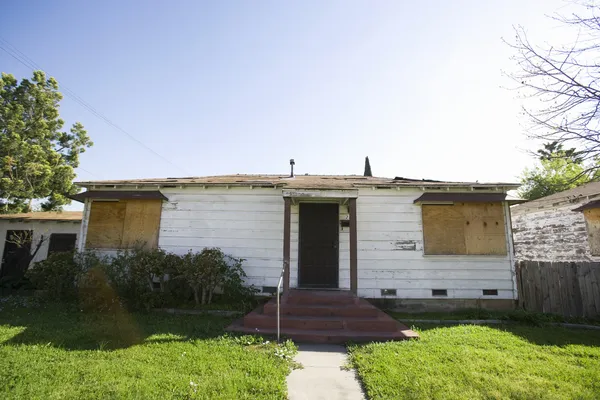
left=226, top=289, right=418, bottom=343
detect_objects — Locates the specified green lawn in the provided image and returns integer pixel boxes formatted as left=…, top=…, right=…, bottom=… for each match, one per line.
left=349, top=323, right=600, bottom=400
left=0, top=297, right=296, bottom=399
left=389, top=308, right=600, bottom=325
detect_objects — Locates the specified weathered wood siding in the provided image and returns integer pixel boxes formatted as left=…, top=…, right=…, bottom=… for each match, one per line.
left=81, top=186, right=516, bottom=299
left=0, top=220, right=81, bottom=271
left=512, top=204, right=595, bottom=261
left=517, top=261, right=600, bottom=318
left=159, top=187, right=284, bottom=289
left=355, top=188, right=516, bottom=299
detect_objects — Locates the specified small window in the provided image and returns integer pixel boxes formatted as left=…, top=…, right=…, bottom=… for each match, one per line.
left=381, top=289, right=397, bottom=296
left=48, top=233, right=77, bottom=255
left=482, top=289, right=498, bottom=296
left=432, top=289, right=447, bottom=297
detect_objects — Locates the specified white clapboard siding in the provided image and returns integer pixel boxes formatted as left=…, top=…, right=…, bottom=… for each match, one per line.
left=155, top=186, right=515, bottom=299
left=159, top=187, right=285, bottom=288
left=160, top=227, right=283, bottom=240
left=355, top=188, right=516, bottom=299
left=162, top=210, right=284, bottom=222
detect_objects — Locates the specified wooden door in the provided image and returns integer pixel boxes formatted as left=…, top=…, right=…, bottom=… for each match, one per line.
left=298, top=203, right=339, bottom=288
left=0, top=230, right=32, bottom=280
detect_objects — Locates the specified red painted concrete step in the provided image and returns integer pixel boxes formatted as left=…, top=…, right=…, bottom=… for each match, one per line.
left=227, top=319, right=419, bottom=344
left=244, top=313, right=400, bottom=332
left=284, top=290, right=359, bottom=306
left=263, top=302, right=379, bottom=318
left=226, top=289, right=419, bottom=343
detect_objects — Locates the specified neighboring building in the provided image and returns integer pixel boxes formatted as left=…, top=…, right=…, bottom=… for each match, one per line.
left=73, top=174, right=519, bottom=309
left=0, top=211, right=82, bottom=281
left=512, top=181, right=600, bottom=261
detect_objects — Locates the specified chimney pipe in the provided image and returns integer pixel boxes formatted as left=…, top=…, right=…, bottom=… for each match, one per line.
left=289, top=159, right=295, bottom=177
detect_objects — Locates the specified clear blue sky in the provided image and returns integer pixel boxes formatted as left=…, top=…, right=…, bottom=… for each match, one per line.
left=2, top=0, right=573, bottom=185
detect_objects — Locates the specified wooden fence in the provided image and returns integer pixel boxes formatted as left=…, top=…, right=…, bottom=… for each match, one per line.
left=516, top=261, right=600, bottom=318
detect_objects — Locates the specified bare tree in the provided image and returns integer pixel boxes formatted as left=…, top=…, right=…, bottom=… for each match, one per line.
left=507, top=0, right=600, bottom=179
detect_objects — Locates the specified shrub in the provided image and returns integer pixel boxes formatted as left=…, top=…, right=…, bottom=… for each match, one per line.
left=176, top=248, right=256, bottom=305
left=100, top=248, right=174, bottom=311
left=27, top=251, right=105, bottom=301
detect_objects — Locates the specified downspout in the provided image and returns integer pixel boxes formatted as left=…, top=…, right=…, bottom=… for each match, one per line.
left=503, top=201, right=518, bottom=302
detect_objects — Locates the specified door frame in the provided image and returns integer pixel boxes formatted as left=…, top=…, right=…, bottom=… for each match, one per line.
left=297, top=201, right=340, bottom=289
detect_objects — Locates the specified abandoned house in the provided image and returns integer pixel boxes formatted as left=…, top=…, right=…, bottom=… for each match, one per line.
left=0, top=211, right=82, bottom=282
left=512, top=181, right=600, bottom=262
left=73, top=173, right=520, bottom=308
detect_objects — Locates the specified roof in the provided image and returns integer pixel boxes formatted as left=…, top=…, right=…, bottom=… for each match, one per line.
left=572, top=199, right=600, bottom=212
left=512, top=181, right=600, bottom=214
left=0, top=211, right=82, bottom=222
left=413, top=192, right=507, bottom=203
left=75, top=174, right=519, bottom=190
left=71, top=190, right=168, bottom=203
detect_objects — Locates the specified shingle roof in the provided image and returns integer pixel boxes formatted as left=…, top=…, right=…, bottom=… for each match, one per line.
left=512, top=181, right=600, bottom=214
left=75, top=174, right=519, bottom=190
left=0, top=211, right=82, bottom=222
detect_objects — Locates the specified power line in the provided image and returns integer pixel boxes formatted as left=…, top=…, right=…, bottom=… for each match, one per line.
left=0, top=37, right=190, bottom=175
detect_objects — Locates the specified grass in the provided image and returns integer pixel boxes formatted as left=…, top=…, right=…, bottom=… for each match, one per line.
left=349, top=323, right=600, bottom=400
left=389, top=308, right=600, bottom=326
left=0, top=296, right=296, bottom=399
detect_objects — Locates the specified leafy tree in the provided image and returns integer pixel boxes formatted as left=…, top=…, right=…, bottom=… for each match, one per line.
left=519, top=142, right=599, bottom=200
left=364, top=156, right=372, bottom=177
left=507, top=1, right=600, bottom=176
left=0, top=71, right=92, bottom=213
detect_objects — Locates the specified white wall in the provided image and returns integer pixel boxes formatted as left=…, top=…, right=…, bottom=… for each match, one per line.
left=0, top=220, right=81, bottom=272
left=355, top=188, right=516, bottom=300
left=158, top=186, right=285, bottom=289
left=80, top=185, right=516, bottom=300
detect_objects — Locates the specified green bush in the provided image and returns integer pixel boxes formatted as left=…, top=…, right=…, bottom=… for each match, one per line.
left=27, top=251, right=105, bottom=301
left=27, top=246, right=257, bottom=311
left=175, top=248, right=257, bottom=306
left=101, top=248, right=173, bottom=311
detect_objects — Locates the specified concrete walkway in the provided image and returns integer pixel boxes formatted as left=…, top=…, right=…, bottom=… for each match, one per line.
left=287, top=344, right=366, bottom=400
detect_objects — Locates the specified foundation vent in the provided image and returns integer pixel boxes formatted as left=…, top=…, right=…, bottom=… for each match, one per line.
left=381, top=289, right=397, bottom=296
left=432, top=289, right=447, bottom=297
left=262, top=286, right=277, bottom=294
left=482, top=289, right=498, bottom=296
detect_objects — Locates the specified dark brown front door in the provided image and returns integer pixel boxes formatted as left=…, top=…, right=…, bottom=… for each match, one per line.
left=299, top=203, right=339, bottom=288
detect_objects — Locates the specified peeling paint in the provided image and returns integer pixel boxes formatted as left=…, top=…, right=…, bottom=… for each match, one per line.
left=513, top=205, right=598, bottom=262
left=393, top=240, right=417, bottom=251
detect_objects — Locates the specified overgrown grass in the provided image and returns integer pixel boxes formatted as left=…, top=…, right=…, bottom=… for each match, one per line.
left=0, top=296, right=296, bottom=399
left=389, top=308, right=600, bottom=326
left=349, top=323, right=600, bottom=400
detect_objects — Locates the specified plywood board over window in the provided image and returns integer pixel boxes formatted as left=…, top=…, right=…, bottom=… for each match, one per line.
left=422, top=202, right=507, bottom=255
left=582, top=208, right=600, bottom=256
left=85, top=199, right=162, bottom=249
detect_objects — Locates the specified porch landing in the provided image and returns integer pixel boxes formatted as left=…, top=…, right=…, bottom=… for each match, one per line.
left=226, top=289, right=419, bottom=343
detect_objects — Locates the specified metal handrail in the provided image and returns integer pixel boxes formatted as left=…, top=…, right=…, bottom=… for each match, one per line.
left=276, top=261, right=287, bottom=342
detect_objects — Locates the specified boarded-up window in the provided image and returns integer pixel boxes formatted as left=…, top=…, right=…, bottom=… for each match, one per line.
left=582, top=208, right=600, bottom=256
left=422, top=202, right=507, bottom=255
left=85, top=199, right=162, bottom=249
